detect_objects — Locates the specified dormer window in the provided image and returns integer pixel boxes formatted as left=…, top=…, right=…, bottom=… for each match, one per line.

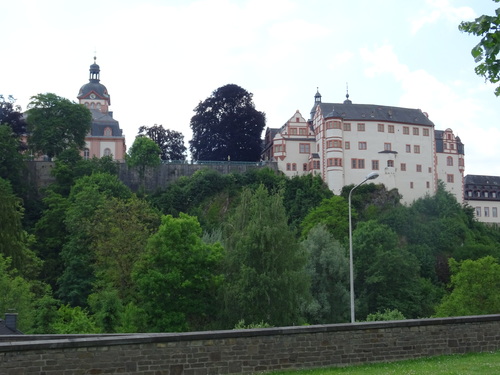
left=104, top=127, right=112, bottom=136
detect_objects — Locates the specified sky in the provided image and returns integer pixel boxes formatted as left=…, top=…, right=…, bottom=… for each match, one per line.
left=2, top=0, right=499, bottom=176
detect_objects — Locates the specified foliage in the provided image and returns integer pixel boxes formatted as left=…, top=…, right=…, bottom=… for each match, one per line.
left=233, top=320, right=273, bottom=329
left=0, top=254, right=36, bottom=332
left=221, top=185, right=310, bottom=327
left=0, top=95, right=27, bottom=138
left=88, top=288, right=124, bottom=333
left=189, top=84, right=266, bottom=161
left=133, top=213, right=224, bottom=332
left=300, top=196, right=350, bottom=241
left=91, top=196, right=161, bottom=303
left=435, top=256, right=500, bottom=317
left=51, top=304, right=99, bottom=334
left=365, top=309, right=406, bottom=322
left=301, top=224, right=349, bottom=324
left=126, top=136, right=161, bottom=186
left=138, top=124, right=187, bottom=161
left=283, top=174, right=334, bottom=231
left=459, top=1, right=500, bottom=96
left=58, top=173, right=132, bottom=306
left=0, top=125, right=26, bottom=194
left=26, top=93, right=92, bottom=159
left=0, top=177, right=41, bottom=275
left=353, top=220, right=429, bottom=319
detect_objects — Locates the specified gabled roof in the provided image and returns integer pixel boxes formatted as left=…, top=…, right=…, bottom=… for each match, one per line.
left=312, top=102, right=434, bottom=127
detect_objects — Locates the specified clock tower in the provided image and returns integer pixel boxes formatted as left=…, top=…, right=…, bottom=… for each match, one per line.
left=77, top=57, right=126, bottom=161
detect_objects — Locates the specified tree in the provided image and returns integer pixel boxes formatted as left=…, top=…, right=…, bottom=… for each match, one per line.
left=126, top=136, right=161, bottom=186
left=301, top=224, right=349, bottom=324
left=300, top=196, right=350, bottom=241
left=0, top=95, right=27, bottom=139
left=459, top=1, right=500, bottom=96
left=189, top=84, right=266, bottom=161
left=0, top=125, right=26, bottom=194
left=26, top=93, right=92, bottom=160
left=221, top=185, right=310, bottom=327
left=133, top=213, right=224, bottom=332
left=435, top=256, right=500, bottom=317
left=138, top=124, right=187, bottom=161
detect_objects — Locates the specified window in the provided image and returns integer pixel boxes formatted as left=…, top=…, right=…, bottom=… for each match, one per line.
left=416, top=164, right=422, bottom=172
left=406, top=144, right=411, bottom=153
left=423, top=128, right=430, bottom=136
left=447, top=174, right=454, bottom=183
left=414, top=145, right=421, bottom=154
left=104, top=127, right=112, bottom=136
left=299, top=128, right=306, bottom=135
left=476, top=207, right=481, bottom=217
left=274, top=144, right=284, bottom=153
left=313, top=160, right=320, bottom=169
left=344, top=123, right=351, bottom=131
left=493, top=192, right=497, bottom=198
left=459, top=159, right=464, bottom=167
left=358, top=142, right=367, bottom=150
left=327, top=158, right=343, bottom=167
left=372, top=160, right=379, bottom=170
left=485, top=207, right=490, bottom=217
left=384, top=143, right=391, bottom=151
left=413, top=127, right=419, bottom=135
left=292, top=163, right=297, bottom=171
left=388, top=125, right=395, bottom=133
left=333, top=121, right=342, bottom=129
left=378, top=124, right=384, bottom=132
left=426, top=181, right=430, bottom=188
left=333, top=140, right=342, bottom=148
left=428, top=167, right=432, bottom=173
left=351, top=159, right=365, bottom=169
left=290, top=128, right=297, bottom=135
left=401, top=163, right=406, bottom=171
left=299, top=143, right=310, bottom=153
left=84, top=148, right=90, bottom=160
left=327, top=140, right=333, bottom=148
left=104, top=148, right=111, bottom=156
left=403, top=126, right=409, bottom=134
left=286, top=163, right=291, bottom=171
left=410, top=182, right=414, bottom=189
left=345, top=141, right=350, bottom=150
left=493, top=207, right=498, bottom=218
left=357, top=123, right=365, bottom=131
left=303, top=163, right=308, bottom=171
left=447, top=156, right=453, bottom=166
left=387, top=160, right=394, bottom=168
left=326, top=121, right=333, bottom=129
left=296, top=117, right=300, bottom=122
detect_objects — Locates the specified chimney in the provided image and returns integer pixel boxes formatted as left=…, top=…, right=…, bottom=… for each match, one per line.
left=5, top=313, right=18, bottom=331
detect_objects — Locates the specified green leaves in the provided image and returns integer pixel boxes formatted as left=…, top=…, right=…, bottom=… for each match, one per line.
left=459, top=3, right=500, bottom=96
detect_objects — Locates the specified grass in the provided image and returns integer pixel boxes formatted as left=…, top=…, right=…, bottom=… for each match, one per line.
left=268, top=350, right=500, bottom=375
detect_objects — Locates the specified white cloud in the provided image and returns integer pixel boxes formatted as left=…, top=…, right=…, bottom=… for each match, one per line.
left=410, top=0, right=476, bottom=34
left=328, top=51, right=354, bottom=71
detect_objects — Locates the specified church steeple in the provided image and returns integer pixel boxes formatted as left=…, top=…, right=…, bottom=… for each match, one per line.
left=89, top=56, right=100, bottom=83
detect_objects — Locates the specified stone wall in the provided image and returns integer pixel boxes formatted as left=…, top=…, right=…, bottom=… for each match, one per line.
left=26, top=161, right=279, bottom=192
left=1, top=315, right=500, bottom=375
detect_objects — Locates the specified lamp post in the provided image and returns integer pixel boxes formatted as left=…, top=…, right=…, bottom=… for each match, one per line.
left=348, top=171, right=379, bottom=323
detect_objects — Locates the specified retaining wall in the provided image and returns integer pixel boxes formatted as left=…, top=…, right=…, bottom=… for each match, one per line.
left=1, top=315, right=500, bottom=375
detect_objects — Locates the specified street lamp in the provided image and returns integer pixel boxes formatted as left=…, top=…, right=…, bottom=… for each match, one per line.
left=348, top=171, right=379, bottom=323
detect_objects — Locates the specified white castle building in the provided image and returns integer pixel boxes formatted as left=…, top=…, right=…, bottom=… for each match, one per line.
left=263, top=90, right=465, bottom=205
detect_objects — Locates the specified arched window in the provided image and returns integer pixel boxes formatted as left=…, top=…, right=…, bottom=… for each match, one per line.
left=84, top=148, right=90, bottom=160
left=104, top=127, right=112, bottom=136
left=104, top=148, right=111, bottom=156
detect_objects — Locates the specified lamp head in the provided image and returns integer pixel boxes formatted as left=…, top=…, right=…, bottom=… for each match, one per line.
left=366, top=172, right=379, bottom=180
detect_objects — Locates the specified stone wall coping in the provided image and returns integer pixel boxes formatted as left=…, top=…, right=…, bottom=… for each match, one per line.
left=1, top=314, right=499, bottom=353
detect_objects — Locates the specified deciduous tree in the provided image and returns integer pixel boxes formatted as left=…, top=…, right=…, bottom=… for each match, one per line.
left=189, top=84, right=265, bottom=161
left=26, top=93, right=92, bottom=160
left=138, top=124, right=187, bottom=161
left=133, top=213, right=224, bottom=332
left=126, top=136, right=161, bottom=188
left=221, top=185, right=310, bottom=327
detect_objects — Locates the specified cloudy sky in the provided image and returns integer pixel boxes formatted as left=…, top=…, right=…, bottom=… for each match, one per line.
left=2, top=0, right=499, bottom=175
